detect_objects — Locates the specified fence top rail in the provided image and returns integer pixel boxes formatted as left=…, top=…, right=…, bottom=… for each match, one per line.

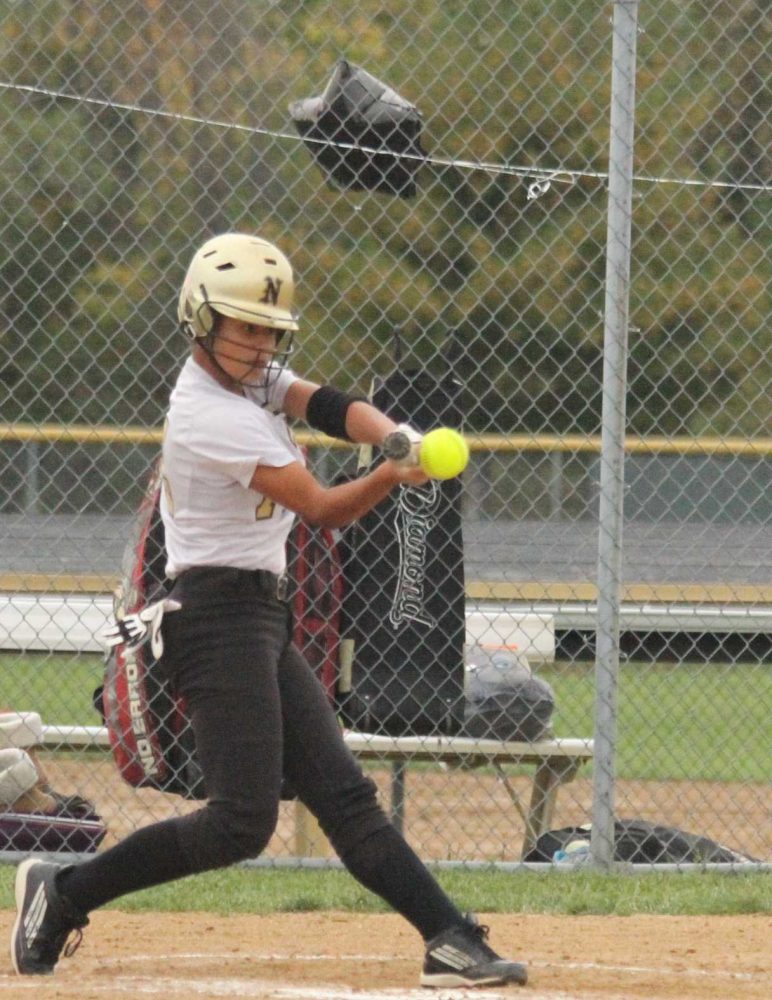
left=2, top=423, right=771, bottom=458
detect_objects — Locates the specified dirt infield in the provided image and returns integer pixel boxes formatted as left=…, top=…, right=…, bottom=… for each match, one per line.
left=0, top=910, right=769, bottom=999
left=45, top=756, right=770, bottom=862
left=5, top=757, right=764, bottom=998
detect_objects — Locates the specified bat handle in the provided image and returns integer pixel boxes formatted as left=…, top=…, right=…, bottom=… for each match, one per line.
left=382, top=424, right=422, bottom=466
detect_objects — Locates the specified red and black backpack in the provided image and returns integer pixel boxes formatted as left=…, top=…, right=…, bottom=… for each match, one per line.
left=98, top=459, right=343, bottom=799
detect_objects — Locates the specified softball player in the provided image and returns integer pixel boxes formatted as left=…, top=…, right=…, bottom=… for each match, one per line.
left=11, top=234, right=527, bottom=989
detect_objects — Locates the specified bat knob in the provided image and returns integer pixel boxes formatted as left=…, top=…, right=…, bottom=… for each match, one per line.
left=382, top=430, right=412, bottom=461
left=382, top=424, right=422, bottom=465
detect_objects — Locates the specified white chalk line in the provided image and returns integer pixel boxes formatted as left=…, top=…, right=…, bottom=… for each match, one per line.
left=0, top=978, right=667, bottom=1000
left=0, top=949, right=767, bottom=1000
left=80, top=950, right=770, bottom=983
left=538, top=959, right=765, bottom=983
left=0, top=976, right=515, bottom=1000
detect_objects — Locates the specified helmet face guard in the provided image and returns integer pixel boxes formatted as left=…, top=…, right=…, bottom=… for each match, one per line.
left=178, top=233, right=299, bottom=387
left=202, top=312, right=294, bottom=389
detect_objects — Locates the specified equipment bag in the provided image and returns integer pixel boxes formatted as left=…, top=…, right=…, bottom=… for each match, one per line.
left=338, top=367, right=466, bottom=736
left=523, top=819, right=758, bottom=864
left=290, top=60, right=426, bottom=198
left=98, top=459, right=342, bottom=799
left=286, top=518, right=343, bottom=706
left=0, top=717, right=107, bottom=853
left=462, top=646, right=555, bottom=742
left=99, top=461, right=204, bottom=798
left=0, top=811, right=107, bottom=854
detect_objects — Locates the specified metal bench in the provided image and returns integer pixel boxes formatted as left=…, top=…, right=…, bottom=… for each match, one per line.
left=299, top=731, right=594, bottom=859
left=40, top=725, right=593, bottom=860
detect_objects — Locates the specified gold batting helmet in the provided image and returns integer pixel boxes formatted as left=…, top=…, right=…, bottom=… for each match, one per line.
left=178, top=233, right=300, bottom=339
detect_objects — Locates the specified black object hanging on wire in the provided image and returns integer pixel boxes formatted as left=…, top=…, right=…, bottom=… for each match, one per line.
left=289, top=61, right=425, bottom=198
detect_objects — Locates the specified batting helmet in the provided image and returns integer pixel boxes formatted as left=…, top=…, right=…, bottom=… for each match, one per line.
left=178, top=233, right=300, bottom=340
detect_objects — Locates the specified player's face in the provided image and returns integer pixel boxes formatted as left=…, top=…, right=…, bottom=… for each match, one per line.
left=213, top=318, right=283, bottom=386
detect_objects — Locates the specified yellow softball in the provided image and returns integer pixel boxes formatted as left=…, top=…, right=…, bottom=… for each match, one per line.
left=419, top=427, right=470, bottom=480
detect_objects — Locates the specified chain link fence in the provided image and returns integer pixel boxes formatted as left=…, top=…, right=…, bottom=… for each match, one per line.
left=0, top=1, right=769, bottom=867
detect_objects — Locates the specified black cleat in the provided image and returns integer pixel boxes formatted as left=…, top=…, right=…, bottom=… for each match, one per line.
left=421, top=915, right=528, bottom=988
left=11, top=860, right=88, bottom=975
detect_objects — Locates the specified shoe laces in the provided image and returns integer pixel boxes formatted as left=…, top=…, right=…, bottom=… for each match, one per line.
left=42, top=900, right=87, bottom=965
left=463, top=917, right=499, bottom=960
left=469, top=920, right=490, bottom=940
left=463, top=913, right=490, bottom=940
left=35, top=923, right=81, bottom=968
left=62, top=928, right=84, bottom=959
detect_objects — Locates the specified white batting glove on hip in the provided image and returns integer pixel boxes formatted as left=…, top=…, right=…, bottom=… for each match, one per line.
left=102, top=598, right=182, bottom=659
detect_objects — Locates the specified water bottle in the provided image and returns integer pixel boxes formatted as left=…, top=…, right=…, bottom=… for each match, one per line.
left=489, top=647, right=532, bottom=676
left=552, top=838, right=591, bottom=868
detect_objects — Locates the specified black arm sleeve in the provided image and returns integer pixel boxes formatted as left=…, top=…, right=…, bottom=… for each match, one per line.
left=305, top=385, right=366, bottom=441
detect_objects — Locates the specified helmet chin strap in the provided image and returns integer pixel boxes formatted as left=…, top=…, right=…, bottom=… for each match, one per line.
left=198, top=330, right=293, bottom=391
left=187, top=295, right=294, bottom=390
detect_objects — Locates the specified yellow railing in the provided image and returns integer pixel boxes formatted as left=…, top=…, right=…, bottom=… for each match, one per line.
left=2, top=423, right=772, bottom=456
left=2, top=423, right=770, bottom=603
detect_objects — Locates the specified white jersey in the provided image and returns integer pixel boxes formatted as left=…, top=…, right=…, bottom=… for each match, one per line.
left=160, top=357, right=305, bottom=578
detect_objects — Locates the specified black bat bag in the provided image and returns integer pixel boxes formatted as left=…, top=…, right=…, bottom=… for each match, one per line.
left=338, top=368, right=466, bottom=736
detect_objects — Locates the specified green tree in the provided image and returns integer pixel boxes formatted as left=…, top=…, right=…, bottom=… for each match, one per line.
left=1, top=0, right=768, bottom=438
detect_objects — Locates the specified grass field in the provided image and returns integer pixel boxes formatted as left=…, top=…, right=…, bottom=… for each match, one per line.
left=1, top=653, right=769, bottom=783
left=0, top=864, right=770, bottom=917
left=1, top=652, right=769, bottom=919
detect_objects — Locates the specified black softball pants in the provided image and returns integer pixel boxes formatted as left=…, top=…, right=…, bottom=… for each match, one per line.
left=59, top=567, right=463, bottom=940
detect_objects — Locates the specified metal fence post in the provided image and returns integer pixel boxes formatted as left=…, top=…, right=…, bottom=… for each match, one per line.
left=592, top=0, right=640, bottom=869
left=24, top=441, right=40, bottom=515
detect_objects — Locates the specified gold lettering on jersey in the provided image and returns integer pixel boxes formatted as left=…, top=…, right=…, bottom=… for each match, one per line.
left=255, top=496, right=275, bottom=520
left=162, top=475, right=175, bottom=517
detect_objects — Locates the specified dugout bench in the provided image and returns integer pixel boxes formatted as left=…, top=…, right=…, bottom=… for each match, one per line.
left=40, top=725, right=593, bottom=861
left=293, top=732, right=594, bottom=860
